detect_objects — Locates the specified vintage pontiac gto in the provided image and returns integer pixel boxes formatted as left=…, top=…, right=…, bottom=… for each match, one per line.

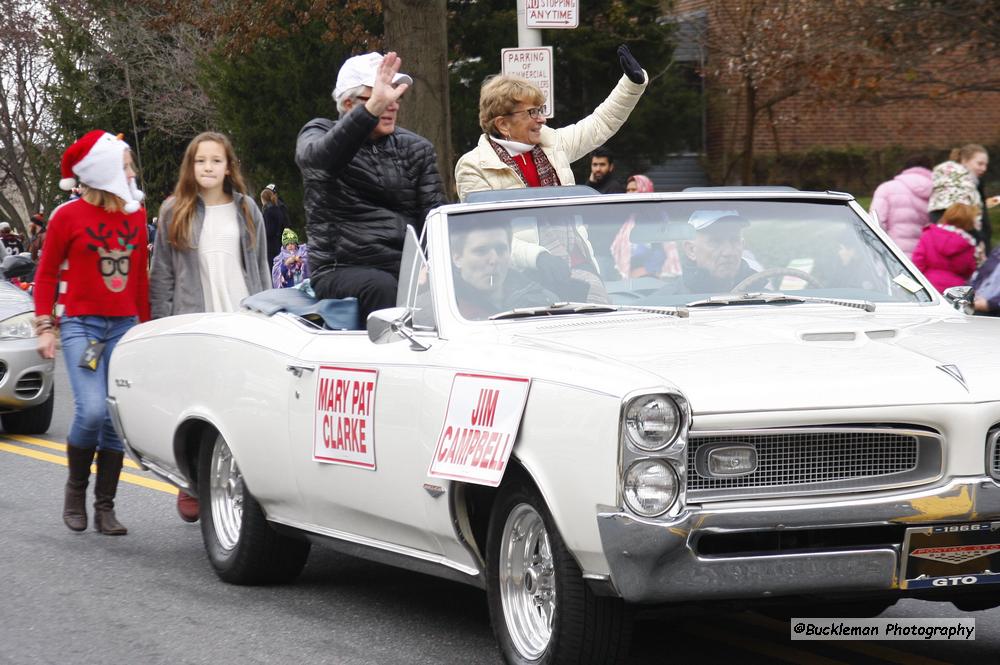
left=108, top=187, right=1000, bottom=663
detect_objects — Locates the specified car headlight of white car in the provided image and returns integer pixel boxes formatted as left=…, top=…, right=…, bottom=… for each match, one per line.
left=0, top=312, right=35, bottom=339
left=624, top=394, right=682, bottom=451
left=623, top=459, right=679, bottom=517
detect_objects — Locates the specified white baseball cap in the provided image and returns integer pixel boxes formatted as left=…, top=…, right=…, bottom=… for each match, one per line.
left=333, top=52, right=413, bottom=100
left=688, top=210, right=749, bottom=231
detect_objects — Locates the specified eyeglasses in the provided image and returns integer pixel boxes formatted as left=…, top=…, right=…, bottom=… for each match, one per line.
left=505, top=105, right=548, bottom=119
left=99, top=256, right=131, bottom=277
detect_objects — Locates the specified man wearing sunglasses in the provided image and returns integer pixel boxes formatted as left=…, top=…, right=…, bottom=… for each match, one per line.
left=296, top=51, right=445, bottom=323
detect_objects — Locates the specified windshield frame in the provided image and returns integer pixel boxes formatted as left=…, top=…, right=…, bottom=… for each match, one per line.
left=427, top=191, right=944, bottom=330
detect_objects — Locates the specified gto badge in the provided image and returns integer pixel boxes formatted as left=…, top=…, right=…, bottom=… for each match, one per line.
left=114, top=378, right=131, bottom=388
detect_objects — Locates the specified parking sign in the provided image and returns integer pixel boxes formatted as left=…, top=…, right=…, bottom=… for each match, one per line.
left=501, top=46, right=554, bottom=118
left=524, top=0, right=579, bottom=29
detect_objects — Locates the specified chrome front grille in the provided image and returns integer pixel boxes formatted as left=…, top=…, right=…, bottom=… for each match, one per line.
left=988, top=429, right=1000, bottom=481
left=14, top=372, right=44, bottom=399
left=686, top=427, right=942, bottom=502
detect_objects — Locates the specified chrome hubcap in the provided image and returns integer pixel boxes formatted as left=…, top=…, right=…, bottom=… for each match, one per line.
left=500, top=503, right=556, bottom=659
left=209, top=435, right=244, bottom=551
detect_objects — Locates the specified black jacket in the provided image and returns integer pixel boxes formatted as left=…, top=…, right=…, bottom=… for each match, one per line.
left=262, top=201, right=289, bottom=266
left=295, top=106, right=445, bottom=278
left=589, top=174, right=626, bottom=194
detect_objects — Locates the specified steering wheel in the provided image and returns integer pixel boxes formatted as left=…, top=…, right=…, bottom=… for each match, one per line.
left=732, top=267, right=824, bottom=292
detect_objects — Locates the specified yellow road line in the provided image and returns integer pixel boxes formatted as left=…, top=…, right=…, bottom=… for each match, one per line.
left=0, top=441, right=176, bottom=494
left=684, top=621, right=849, bottom=665
left=736, top=612, right=955, bottom=665
left=6, top=434, right=142, bottom=469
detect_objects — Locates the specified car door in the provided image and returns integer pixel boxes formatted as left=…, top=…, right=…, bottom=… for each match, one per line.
left=280, top=225, right=469, bottom=560
left=284, top=329, right=454, bottom=556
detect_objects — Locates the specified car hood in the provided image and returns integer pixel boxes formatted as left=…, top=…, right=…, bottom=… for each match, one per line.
left=0, top=280, right=32, bottom=318
left=508, top=306, right=1000, bottom=413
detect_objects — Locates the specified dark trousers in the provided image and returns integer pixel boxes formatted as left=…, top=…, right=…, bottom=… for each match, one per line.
left=311, top=266, right=397, bottom=326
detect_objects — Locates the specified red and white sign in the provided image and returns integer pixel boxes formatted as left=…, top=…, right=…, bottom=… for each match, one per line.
left=524, top=0, right=578, bottom=29
left=429, top=373, right=531, bottom=487
left=911, top=544, right=1000, bottom=565
left=501, top=47, right=554, bottom=119
left=313, top=366, right=377, bottom=469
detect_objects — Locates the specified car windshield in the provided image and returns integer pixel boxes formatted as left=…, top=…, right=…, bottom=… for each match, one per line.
left=443, top=198, right=930, bottom=320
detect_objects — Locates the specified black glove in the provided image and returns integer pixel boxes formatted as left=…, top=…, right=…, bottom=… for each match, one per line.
left=535, top=252, right=592, bottom=302
left=617, top=45, right=645, bottom=84
left=535, top=251, right=571, bottom=285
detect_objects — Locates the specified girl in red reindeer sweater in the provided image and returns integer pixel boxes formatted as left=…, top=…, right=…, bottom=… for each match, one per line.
left=34, top=130, right=149, bottom=535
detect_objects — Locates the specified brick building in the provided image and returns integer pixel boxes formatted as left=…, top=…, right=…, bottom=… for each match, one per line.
left=667, top=0, right=1000, bottom=191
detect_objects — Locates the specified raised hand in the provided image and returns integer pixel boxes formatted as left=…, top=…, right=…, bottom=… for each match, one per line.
left=617, top=45, right=645, bottom=84
left=365, top=52, right=410, bottom=116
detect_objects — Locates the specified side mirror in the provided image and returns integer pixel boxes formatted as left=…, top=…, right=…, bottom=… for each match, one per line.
left=367, top=307, right=429, bottom=351
left=943, top=285, right=975, bottom=315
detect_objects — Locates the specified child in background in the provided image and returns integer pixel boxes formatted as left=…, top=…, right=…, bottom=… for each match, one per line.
left=272, top=228, right=309, bottom=288
left=912, top=202, right=979, bottom=293
left=149, top=131, right=270, bottom=523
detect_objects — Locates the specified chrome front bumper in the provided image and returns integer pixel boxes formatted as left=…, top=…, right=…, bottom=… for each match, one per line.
left=0, top=338, right=53, bottom=410
left=597, top=476, right=1000, bottom=603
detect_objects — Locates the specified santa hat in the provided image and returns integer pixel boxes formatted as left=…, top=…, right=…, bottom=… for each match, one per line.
left=60, top=130, right=145, bottom=214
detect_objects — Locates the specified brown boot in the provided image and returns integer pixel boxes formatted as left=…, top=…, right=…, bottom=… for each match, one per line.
left=63, top=445, right=95, bottom=532
left=93, top=449, right=128, bottom=535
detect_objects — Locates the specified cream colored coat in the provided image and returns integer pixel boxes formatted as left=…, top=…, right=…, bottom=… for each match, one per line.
left=454, top=73, right=648, bottom=202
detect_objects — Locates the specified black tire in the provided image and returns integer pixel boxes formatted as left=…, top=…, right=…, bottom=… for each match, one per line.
left=486, top=479, right=631, bottom=665
left=1, top=390, right=54, bottom=434
left=198, top=432, right=310, bottom=585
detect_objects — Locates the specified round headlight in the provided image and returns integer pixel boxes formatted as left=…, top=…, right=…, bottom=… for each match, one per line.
left=623, top=459, right=678, bottom=517
left=625, top=395, right=681, bottom=451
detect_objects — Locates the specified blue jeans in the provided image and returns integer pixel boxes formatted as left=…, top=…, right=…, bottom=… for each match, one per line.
left=60, top=316, right=137, bottom=451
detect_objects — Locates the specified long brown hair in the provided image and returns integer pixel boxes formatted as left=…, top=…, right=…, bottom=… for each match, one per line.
left=167, top=132, right=255, bottom=249
left=948, top=144, right=987, bottom=164
left=82, top=188, right=126, bottom=214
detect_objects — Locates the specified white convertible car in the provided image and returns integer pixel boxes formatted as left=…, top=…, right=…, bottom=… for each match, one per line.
left=110, top=187, right=1000, bottom=663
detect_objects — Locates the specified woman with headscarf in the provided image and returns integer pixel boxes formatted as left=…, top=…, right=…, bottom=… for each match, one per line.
left=610, top=175, right=680, bottom=279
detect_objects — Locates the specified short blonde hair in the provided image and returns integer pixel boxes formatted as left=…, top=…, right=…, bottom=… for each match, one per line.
left=478, top=75, right=546, bottom=136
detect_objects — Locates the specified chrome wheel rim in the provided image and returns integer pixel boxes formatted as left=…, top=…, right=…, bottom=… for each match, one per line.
left=209, top=435, right=244, bottom=551
left=499, top=503, right=556, bottom=660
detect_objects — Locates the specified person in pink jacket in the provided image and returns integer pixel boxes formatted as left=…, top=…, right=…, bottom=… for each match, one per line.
left=869, top=155, right=933, bottom=257
left=912, top=203, right=979, bottom=293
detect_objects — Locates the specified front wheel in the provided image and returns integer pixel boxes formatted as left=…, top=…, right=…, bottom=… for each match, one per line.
left=486, top=480, right=631, bottom=664
left=198, top=432, right=310, bottom=585
left=1, top=390, right=54, bottom=434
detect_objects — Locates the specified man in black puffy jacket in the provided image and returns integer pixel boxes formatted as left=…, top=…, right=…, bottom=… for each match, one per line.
left=296, top=51, right=445, bottom=323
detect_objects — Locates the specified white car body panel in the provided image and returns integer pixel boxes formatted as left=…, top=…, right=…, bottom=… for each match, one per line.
left=108, top=189, right=1000, bottom=608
